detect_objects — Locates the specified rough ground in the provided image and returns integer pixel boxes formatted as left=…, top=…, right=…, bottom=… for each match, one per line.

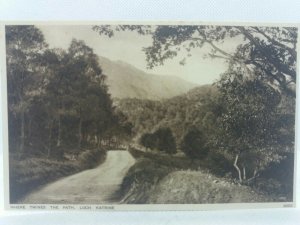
left=20, top=151, right=135, bottom=204
left=148, top=170, right=270, bottom=204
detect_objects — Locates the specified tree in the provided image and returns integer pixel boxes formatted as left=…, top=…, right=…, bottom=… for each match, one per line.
left=139, top=128, right=177, bottom=154
left=113, top=110, right=133, bottom=147
left=181, top=127, right=209, bottom=160
left=94, top=25, right=296, bottom=182
left=216, top=71, right=283, bottom=182
left=140, top=133, right=156, bottom=150
left=93, top=25, right=297, bottom=97
left=66, top=39, right=106, bottom=151
left=153, top=127, right=177, bottom=154
left=6, top=26, right=124, bottom=161
left=6, top=25, right=48, bottom=156
left=43, top=39, right=114, bottom=156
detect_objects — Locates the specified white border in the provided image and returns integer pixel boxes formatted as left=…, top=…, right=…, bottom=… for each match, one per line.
left=1, top=1, right=300, bottom=225
left=0, top=21, right=299, bottom=211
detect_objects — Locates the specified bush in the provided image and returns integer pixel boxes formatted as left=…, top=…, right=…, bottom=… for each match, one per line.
left=128, top=148, right=198, bottom=170
left=139, top=127, right=177, bottom=154
left=181, top=127, right=209, bottom=159
left=153, top=127, right=177, bottom=154
left=205, top=151, right=234, bottom=176
left=254, top=153, right=294, bottom=201
left=255, top=178, right=282, bottom=197
left=139, top=133, right=156, bottom=150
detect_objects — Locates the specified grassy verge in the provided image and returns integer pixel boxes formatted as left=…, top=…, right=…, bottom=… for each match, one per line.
left=148, top=171, right=271, bottom=204
left=120, top=148, right=203, bottom=203
left=129, top=148, right=233, bottom=176
left=121, top=148, right=277, bottom=204
left=120, top=158, right=172, bottom=203
left=9, top=148, right=106, bottom=203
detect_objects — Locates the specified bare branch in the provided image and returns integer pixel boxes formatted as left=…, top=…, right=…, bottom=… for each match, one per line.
left=233, top=154, right=242, bottom=182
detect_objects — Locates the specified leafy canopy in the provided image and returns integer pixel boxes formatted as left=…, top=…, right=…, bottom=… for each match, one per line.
left=93, top=25, right=297, bottom=97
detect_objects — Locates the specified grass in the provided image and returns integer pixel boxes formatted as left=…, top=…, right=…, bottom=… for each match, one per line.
left=121, top=148, right=280, bottom=204
left=120, top=158, right=172, bottom=203
left=121, top=148, right=206, bottom=203
left=129, top=148, right=233, bottom=176
left=9, top=148, right=106, bottom=203
left=148, top=171, right=271, bottom=204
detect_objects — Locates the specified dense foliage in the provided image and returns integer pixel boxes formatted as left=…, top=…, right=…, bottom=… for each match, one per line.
left=6, top=26, right=130, bottom=159
left=94, top=25, right=297, bottom=97
left=117, top=85, right=218, bottom=144
left=6, top=24, right=296, bottom=202
left=140, top=127, right=176, bottom=154
left=215, top=72, right=292, bottom=182
left=180, top=127, right=209, bottom=160
left=104, top=25, right=296, bottom=189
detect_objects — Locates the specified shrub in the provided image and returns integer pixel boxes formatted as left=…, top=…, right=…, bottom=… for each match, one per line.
left=140, top=128, right=177, bottom=154
left=139, top=133, right=156, bottom=150
left=254, top=153, right=294, bottom=200
left=181, top=127, right=209, bottom=159
left=205, top=151, right=234, bottom=176
left=153, top=127, right=177, bottom=154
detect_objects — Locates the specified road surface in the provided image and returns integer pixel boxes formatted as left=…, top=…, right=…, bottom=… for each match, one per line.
left=20, top=150, right=135, bottom=204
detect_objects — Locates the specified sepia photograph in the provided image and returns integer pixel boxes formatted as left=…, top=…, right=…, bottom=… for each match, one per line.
left=2, top=23, right=297, bottom=208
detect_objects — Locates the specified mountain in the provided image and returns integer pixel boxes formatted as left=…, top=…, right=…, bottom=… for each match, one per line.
left=115, top=85, right=218, bottom=142
left=98, top=56, right=198, bottom=100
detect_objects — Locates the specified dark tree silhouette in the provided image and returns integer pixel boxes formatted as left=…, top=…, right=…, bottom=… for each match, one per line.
left=216, top=72, right=284, bottom=182
left=6, top=25, right=48, bottom=156
left=153, top=127, right=177, bottom=154
left=181, top=127, right=209, bottom=160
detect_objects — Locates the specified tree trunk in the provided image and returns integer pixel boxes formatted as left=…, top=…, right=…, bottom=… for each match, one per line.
left=47, top=120, right=54, bottom=157
left=253, top=168, right=257, bottom=177
left=56, top=114, right=61, bottom=147
left=97, top=135, right=101, bottom=148
left=27, top=117, right=32, bottom=140
left=19, top=109, right=25, bottom=156
left=233, top=154, right=242, bottom=182
left=18, top=69, right=25, bottom=158
left=243, top=166, right=246, bottom=180
left=247, top=168, right=259, bottom=183
left=78, top=109, right=82, bottom=150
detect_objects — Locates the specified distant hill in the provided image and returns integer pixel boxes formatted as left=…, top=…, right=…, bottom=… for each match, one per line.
left=98, top=56, right=198, bottom=100
left=115, top=85, right=218, bottom=142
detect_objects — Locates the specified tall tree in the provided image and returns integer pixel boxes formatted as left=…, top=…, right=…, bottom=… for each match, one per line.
left=216, top=71, right=284, bottom=182
left=6, top=25, right=48, bottom=156
left=44, top=39, right=113, bottom=155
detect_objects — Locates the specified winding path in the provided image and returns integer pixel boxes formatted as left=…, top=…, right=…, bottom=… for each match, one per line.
left=20, top=150, right=135, bottom=204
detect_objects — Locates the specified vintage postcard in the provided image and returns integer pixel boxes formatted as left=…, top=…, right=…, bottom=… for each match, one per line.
left=0, top=22, right=298, bottom=210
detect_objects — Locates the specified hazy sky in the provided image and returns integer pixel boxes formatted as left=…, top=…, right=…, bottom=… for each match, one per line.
left=38, top=25, right=240, bottom=85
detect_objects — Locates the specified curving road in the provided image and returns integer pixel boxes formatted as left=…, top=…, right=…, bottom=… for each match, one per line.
left=20, top=150, right=135, bottom=204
